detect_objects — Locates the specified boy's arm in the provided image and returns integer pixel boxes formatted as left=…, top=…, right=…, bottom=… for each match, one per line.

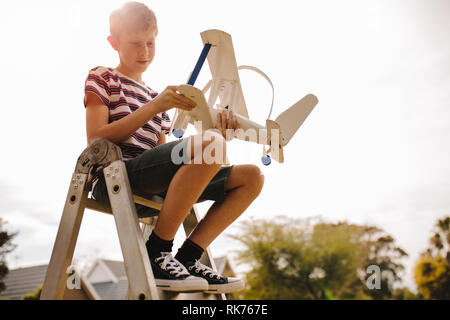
left=85, top=86, right=195, bottom=145
left=85, top=92, right=161, bottom=145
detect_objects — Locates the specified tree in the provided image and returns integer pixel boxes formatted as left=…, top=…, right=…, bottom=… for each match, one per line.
left=229, top=216, right=408, bottom=300
left=0, top=218, right=17, bottom=294
left=391, top=287, right=423, bottom=300
left=354, top=225, right=409, bottom=300
left=414, top=216, right=450, bottom=300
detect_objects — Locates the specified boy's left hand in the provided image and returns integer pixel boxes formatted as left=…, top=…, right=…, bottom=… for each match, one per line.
left=216, top=110, right=240, bottom=141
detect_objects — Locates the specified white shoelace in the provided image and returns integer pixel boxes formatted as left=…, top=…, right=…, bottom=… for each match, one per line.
left=154, top=252, right=190, bottom=278
left=188, top=260, right=224, bottom=280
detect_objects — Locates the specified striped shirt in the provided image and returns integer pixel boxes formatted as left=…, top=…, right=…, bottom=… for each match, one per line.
left=84, top=66, right=171, bottom=160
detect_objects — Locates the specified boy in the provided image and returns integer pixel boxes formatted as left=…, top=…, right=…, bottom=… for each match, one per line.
left=84, top=2, right=264, bottom=294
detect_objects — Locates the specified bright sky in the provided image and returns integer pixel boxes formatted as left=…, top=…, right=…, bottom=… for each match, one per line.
left=1, top=0, right=449, bottom=292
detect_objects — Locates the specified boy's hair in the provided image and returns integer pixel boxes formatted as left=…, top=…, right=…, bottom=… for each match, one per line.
left=110, top=2, right=158, bottom=38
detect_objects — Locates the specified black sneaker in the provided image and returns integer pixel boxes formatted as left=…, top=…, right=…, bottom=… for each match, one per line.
left=184, top=260, right=244, bottom=294
left=149, top=252, right=208, bottom=292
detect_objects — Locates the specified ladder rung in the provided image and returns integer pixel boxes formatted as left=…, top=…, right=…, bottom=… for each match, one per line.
left=133, top=194, right=163, bottom=211
left=85, top=196, right=163, bottom=226
left=86, top=198, right=112, bottom=214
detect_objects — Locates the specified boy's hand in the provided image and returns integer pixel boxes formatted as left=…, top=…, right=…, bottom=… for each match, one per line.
left=152, top=86, right=197, bottom=113
left=216, top=110, right=240, bottom=141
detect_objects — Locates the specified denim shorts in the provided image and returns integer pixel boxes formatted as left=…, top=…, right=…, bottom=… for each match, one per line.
left=92, top=138, right=233, bottom=217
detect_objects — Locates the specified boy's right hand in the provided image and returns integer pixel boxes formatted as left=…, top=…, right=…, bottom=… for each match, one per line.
left=152, top=86, right=197, bottom=113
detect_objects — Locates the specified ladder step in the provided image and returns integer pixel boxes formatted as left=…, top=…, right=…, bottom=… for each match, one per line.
left=85, top=195, right=164, bottom=226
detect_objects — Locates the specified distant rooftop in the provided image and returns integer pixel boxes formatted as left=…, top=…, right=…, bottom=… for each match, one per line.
left=1, top=264, right=47, bottom=300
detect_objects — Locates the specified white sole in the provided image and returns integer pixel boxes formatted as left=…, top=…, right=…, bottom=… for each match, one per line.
left=155, top=276, right=208, bottom=292
left=204, top=277, right=245, bottom=294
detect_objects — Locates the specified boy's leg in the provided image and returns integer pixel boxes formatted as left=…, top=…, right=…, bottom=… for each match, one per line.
left=144, top=131, right=229, bottom=292
left=175, top=164, right=264, bottom=293
left=151, top=163, right=221, bottom=240
left=152, top=129, right=227, bottom=241
left=188, top=164, right=264, bottom=249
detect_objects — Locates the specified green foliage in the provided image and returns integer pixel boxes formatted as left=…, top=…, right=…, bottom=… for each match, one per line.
left=414, top=216, right=450, bottom=300
left=229, top=216, right=408, bottom=300
left=21, top=284, right=42, bottom=300
left=0, top=218, right=18, bottom=294
left=391, top=287, right=423, bottom=300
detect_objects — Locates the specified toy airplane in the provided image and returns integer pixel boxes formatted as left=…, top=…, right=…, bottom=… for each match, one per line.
left=170, top=29, right=318, bottom=165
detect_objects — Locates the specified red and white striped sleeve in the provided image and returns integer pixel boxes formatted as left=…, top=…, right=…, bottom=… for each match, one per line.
left=83, top=66, right=111, bottom=108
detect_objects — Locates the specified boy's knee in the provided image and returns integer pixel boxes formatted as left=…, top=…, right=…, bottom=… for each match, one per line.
left=245, top=165, right=265, bottom=195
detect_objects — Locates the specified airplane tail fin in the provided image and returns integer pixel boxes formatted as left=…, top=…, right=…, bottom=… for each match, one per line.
left=274, top=94, right=318, bottom=147
left=266, top=119, right=284, bottom=163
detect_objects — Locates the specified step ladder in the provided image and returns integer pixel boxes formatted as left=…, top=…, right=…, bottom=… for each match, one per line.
left=40, top=138, right=226, bottom=300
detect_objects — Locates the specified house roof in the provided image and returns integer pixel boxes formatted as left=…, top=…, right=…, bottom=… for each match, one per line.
left=1, top=264, right=47, bottom=300
left=92, top=279, right=129, bottom=300
left=101, top=259, right=127, bottom=279
left=1, top=263, right=100, bottom=300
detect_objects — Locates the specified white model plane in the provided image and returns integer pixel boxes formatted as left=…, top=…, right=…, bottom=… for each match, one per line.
left=170, top=29, right=318, bottom=165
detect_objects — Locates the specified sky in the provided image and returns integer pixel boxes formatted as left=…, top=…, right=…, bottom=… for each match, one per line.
left=0, top=0, right=449, bottom=292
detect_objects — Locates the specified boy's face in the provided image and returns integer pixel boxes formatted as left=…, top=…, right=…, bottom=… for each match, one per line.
left=112, top=27, right=157, bottom=74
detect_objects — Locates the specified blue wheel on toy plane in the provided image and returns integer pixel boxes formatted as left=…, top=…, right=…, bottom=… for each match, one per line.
left=172, top=129, right=185, bottom=139
left=261, top=154, right=271, bottom=166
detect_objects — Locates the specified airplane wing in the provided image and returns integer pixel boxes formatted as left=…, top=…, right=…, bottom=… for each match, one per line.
left=201, top=30, right=249, bottom=119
